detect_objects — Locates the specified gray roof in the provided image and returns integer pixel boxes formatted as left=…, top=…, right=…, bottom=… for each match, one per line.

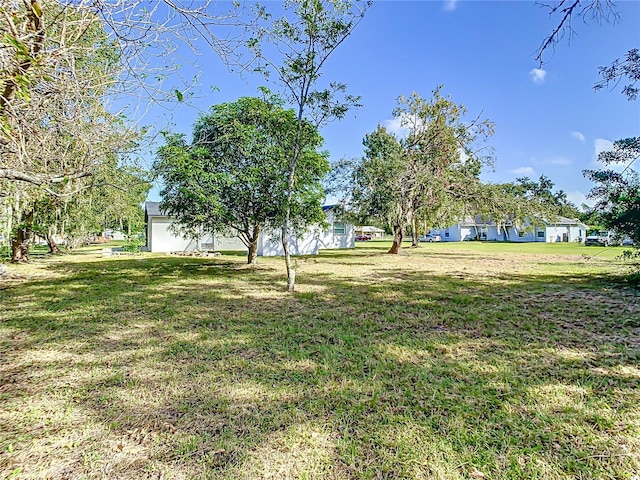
left=552, top=216, right=587, bottom=226
left=145, top=202, right=167, bottom=217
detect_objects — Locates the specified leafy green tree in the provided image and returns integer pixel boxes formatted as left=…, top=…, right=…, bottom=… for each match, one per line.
left=244, top=0, right=369, bottom=289
left=0, top=2, right=143, bottom=262
left=0, top=0, right=242, bottom=196
left=0, top=0, right=238, bottom=266
left=513, top=175, right=581, bottom=219
left=7, top=162, right=149, bottom=260
left=155, top=96, right=329, bottom=265
left=351, top=88, right=494, bottom=254
left=584, top=137, right=640, bottom=245
left=350, top=126, right=408, bottom=251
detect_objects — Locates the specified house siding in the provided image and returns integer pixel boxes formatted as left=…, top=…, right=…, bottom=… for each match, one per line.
left=317, top=210, right=355, bottom=250
left=257, top=229, right=320, bottom=256
left=438, top=217, right=587, bottom=244
left=211, top=235, right=246, bottom=251
left=144, top=202, right=354, bottom=256
left=148, top=217, right=201, bottom=253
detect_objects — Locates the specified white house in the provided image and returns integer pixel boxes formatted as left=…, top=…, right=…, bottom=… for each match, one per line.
left=355, top=226, right=385, bottom=239
left=436, top=215, right=587, bottom=243
left=144, top=202, right=355, bottom=255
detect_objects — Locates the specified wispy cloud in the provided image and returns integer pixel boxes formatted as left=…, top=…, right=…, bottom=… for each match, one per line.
left=571, top=131, right=585, bottom=142
left=545, top=155, right=572, bottom=166
left=384, top=113, right=425, bottom=138
left=566, top=190, right=592, bottom=209
left=529, top=68, right=547, bottom=85
left=510, top=166, right=536, bottom=176
left=593, top=138, right=614, bottom=160
left=383, top=117, right=408, bottom=137
left=590, top=138, right=627, bottom=172
left=443, top=0, right=458, bottom=12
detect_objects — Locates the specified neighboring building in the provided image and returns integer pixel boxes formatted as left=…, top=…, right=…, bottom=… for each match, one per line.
left=102, top=229, right=127, bottom=241
left=436, top=215, right=587, bottom=243
left=144, top=202, right=354, bottom=255
left=354, top=226, right=385, bottom=239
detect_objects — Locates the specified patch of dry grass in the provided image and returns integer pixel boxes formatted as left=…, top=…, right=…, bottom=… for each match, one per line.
left=1, top=242, right=639, bottom=479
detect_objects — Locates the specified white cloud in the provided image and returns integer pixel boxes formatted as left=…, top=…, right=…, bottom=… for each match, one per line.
left=593, top=138, right=614, bottom=160
left=591, top=138, right=627, bottom=172
left=383, top=117, right=407, bottom=136
left=384, top=113, right=424, bottom=138
left=545, top=155, right=572, bottom=166
left=443, top=0, right=458, bottom=12
left=571, top=131, right=585, bottom=142
left=509, top=166, right=536, bottom=176
left=566, top=190, right=592, bottom=209
left=529, top=68, right=547, bottom=85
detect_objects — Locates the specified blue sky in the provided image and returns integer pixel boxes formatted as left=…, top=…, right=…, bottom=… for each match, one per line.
left=142, top=0, right=640, bottom=208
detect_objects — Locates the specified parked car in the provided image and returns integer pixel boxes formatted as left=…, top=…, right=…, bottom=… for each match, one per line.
left=585, top=233, right=610, bottom=246
left=419, top=234, right=442, bottom=242
left=355, top=234, right=372, bottom=241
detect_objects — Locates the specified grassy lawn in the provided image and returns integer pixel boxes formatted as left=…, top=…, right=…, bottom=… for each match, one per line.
left=1, top=242, right=639, bottom=479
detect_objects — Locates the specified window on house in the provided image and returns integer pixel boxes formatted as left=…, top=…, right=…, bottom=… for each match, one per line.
left=334, top=223, right=346, bottom=235
left=444, top=232, right=449, bottom=238
left=537, top=231, right=545, bottom=238
left=518, top=230, right=526, bottom=237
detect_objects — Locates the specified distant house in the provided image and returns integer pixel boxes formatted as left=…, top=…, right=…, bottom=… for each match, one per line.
left=144, top=202, right=355, bottom=255
left=102, top=229, right=126, bottom=241
left=436, top=215, right=587, bottom=243
left=355, top=226, right=385, bottom=239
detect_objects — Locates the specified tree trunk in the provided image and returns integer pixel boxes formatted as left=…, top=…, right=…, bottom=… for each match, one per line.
left=247, top=225, right=260, bottom=265
left=387, top=225, right=403, bottom=254
left=282, top=225, right=295, bottom=292
left=11, top=223, right=33, bottom=263
left=46, top=228, right=62, bottom=255
left=411, top=216, right=419, bottom=247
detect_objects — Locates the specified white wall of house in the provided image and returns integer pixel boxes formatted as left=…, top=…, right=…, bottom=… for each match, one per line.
left=257, top=228, right=320, bottom=256
left=317, top=210, right=355, bottom=250
left=545, top=225, right=584, bottom=243
left=438, top=225, right=477, bottom=241
left=504, top=227, right=539, bottom=242
left=211, top=234, right=247, bottom=251
left=103, top=229, right=127, bottom=241
left=437, top=226, right=456, bottom=241
left=438, top=220, right=586, bottom=244
left=147, top=217, right=202, bottom=253
left=146, top=203, right=355, bottom=255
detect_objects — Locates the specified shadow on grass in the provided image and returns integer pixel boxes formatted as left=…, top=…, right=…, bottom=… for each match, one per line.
left=1, top=253, right=639, bottom=479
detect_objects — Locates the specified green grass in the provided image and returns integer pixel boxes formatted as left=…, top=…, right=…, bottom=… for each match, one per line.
left=1, top=242, right=639, bottom=479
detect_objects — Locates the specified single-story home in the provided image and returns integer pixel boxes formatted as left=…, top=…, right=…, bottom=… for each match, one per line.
left=102, top=229, right=126, bottom=241
left=355, top=226, right=385, bottom=239
left=435, top=215, right=587, bottom=243
left=144, top=202, right=355, bottom=255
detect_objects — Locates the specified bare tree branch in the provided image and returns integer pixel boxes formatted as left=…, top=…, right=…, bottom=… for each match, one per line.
left=535, top=0, right=620, bottom=65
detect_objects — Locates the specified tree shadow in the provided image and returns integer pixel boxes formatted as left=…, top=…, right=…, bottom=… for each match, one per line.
left=1, top=254, right=639, bottom=478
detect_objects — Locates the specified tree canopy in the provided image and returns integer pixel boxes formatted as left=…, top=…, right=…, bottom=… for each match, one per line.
left=154, top=95, right=329, bottom=265
left=350, top=88, right=494, bottom=253
left=242, top=0, right=369, bottom=290
left=584, top=137, right=640, bottom=245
